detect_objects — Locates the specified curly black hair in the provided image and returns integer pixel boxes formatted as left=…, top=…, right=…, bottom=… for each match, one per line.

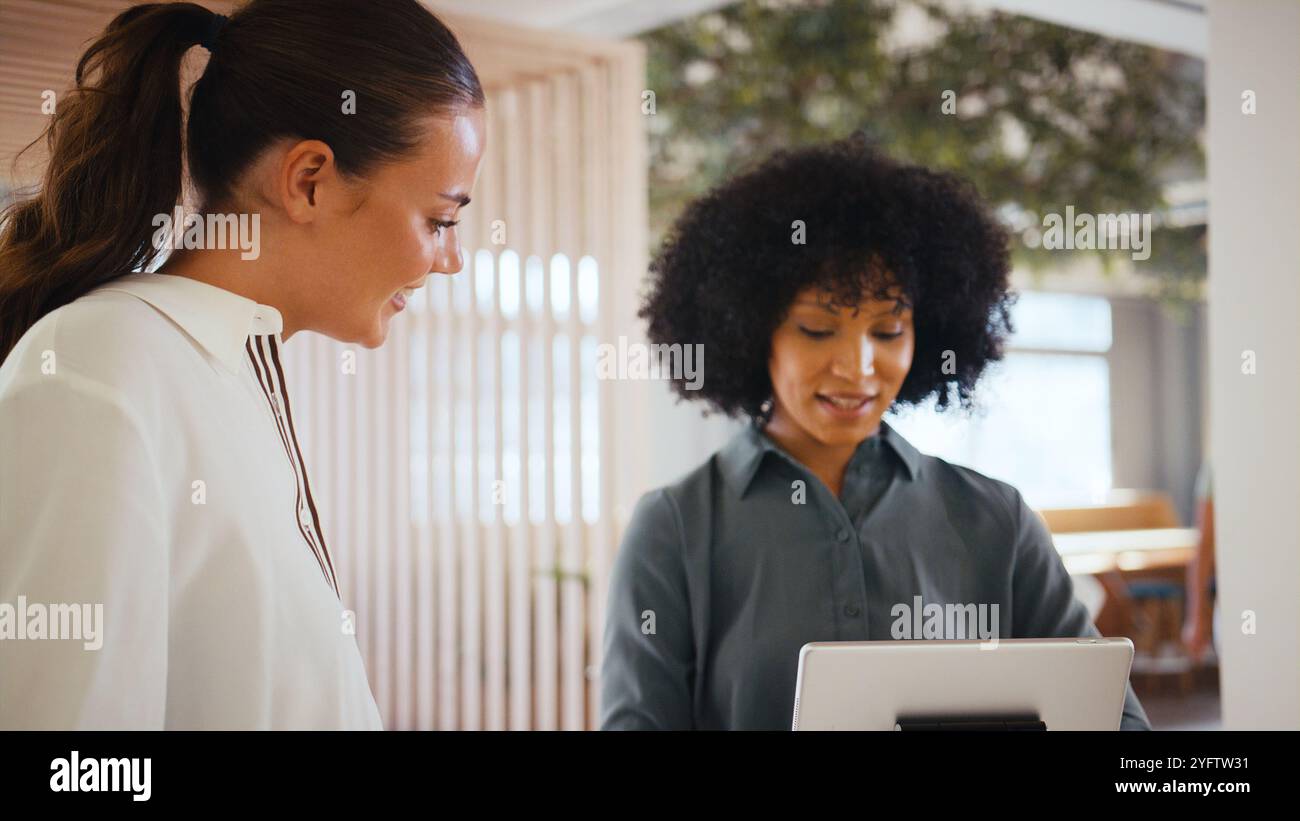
left=640, top=135, right=1016, bottom=420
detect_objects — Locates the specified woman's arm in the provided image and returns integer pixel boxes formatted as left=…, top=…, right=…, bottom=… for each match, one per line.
left=0, top=371, right=169, bottom=729
left=1007, top=487, right=1153, bottom=731
left=600, top=489, right=695, bottom=730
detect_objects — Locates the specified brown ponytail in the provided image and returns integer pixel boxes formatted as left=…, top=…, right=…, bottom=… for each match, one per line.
left=0, top=0, right=483, bottom=362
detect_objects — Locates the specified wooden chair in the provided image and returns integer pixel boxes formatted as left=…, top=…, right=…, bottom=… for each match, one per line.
left=1037, top=491, right=1194, bottom=694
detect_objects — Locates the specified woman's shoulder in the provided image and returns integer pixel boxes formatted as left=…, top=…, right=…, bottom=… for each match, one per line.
left=621, top=437, right=742, bottom=549
left=10, top=285, right=168, bottom=355
left=0, top=288, right=174, bottom=412
left=626, top=460, right=714, bottom=529
left=910, top=449, right=1031, bottom=535
left=920, top=450, right=1019, bottom=496
left=643, top=427, right=757, bottom=510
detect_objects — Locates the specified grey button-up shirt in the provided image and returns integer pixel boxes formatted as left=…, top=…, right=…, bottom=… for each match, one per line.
left=601, top=420, right=1151, bottom=730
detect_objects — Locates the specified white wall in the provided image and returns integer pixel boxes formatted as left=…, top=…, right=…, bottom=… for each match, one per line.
left=644, top=380, right=743, bottom=492
left=1207, top=0, right=1300, bottom=729
left=1109, top=298, right=1207, bottom=525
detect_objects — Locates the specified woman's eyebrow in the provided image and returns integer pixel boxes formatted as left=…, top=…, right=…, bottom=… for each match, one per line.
left=793, top=299, right=840, bottom=314
left=794, top=299, right=907, bottom=317
left=438, top=191, right=472, bottom=207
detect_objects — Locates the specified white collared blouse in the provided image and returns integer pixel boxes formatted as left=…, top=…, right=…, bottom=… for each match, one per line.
left=0, top=272, right=383, bottom=729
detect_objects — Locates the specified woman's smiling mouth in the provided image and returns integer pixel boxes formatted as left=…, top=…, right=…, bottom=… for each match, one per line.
left=815, top=392, right=876, bottom=418
left=390, top=284, right=420, bottom=312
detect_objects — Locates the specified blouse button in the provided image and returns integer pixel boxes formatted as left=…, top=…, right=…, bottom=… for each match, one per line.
left=836, top=529, right=849, bottom=542
left=844, top=604, right=861, bottom=617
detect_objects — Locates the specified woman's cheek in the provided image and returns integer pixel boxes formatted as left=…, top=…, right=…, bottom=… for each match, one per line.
left=889, top=337, right=916, bottom=385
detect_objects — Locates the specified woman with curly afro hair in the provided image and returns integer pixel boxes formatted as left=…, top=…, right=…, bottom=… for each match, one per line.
left=600, top=136, right=1150, bottom=731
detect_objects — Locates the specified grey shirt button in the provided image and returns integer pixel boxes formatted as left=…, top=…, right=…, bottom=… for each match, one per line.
left=844, top=604, right=860, bottom=617
left=836, top=529, right=849, bottom=542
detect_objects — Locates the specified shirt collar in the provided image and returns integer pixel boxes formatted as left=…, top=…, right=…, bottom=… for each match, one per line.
left=718, top=417, right=922, bottom=498
left=94, top=272, right=284, bottom=375
left=879, top=419, right=922, bottom=480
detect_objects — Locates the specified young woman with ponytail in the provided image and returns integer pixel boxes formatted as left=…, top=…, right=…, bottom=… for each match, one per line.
left=0, top=0, right=486, bottom=729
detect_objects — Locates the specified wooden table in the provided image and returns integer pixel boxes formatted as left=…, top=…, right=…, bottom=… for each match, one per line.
left=1053, top=527, right=1202, bottom=675
left=1054, top=527, right=1200, bottom=576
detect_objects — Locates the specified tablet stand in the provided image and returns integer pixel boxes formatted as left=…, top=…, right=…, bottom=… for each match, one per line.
left=894, top=714, right=1046, bottom=731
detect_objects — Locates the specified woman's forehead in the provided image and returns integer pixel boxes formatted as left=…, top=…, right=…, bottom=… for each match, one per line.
left=792, top=284, right=909, bottom=314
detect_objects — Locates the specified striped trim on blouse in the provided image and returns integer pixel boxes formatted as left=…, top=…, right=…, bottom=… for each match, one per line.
left=245, top=334, right=340, bottom=598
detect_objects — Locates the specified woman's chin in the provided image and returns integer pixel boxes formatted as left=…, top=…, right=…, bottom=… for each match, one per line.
left=342, top=317, right=388, bottom=350
left=361, top=324, right=388, bottom=349
left=812, top=416, right=882, bottom=446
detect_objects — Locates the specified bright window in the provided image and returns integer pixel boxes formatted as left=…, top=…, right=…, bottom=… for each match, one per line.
left=886, top=292, right=1113, bottom=508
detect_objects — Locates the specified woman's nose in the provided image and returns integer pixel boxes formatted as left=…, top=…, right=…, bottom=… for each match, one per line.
left=431, top=234, right=463, bottom=276
left=829, top=335, right=875, bottom=378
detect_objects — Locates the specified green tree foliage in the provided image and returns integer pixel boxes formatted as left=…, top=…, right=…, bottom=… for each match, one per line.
left=642, top=0, right=1205, bottom=301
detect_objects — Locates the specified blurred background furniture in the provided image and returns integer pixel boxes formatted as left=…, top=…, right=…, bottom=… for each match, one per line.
left=1038, top=490, right=1202, bottom=694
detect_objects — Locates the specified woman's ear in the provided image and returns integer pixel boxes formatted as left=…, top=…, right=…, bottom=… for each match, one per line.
left=277, top=139, right=338, bottom=224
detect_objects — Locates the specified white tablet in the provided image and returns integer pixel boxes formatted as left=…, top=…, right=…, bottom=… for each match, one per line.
left=791, top=637, right=1135, bottom=731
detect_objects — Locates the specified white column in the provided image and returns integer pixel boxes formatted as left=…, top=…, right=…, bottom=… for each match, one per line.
left=1207, top=0, right=1300, bottom=729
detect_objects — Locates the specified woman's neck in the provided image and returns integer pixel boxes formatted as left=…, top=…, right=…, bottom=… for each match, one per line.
left=157, top=248, right=302, bottom=339
left=762, top=410, right=876, bottom=499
